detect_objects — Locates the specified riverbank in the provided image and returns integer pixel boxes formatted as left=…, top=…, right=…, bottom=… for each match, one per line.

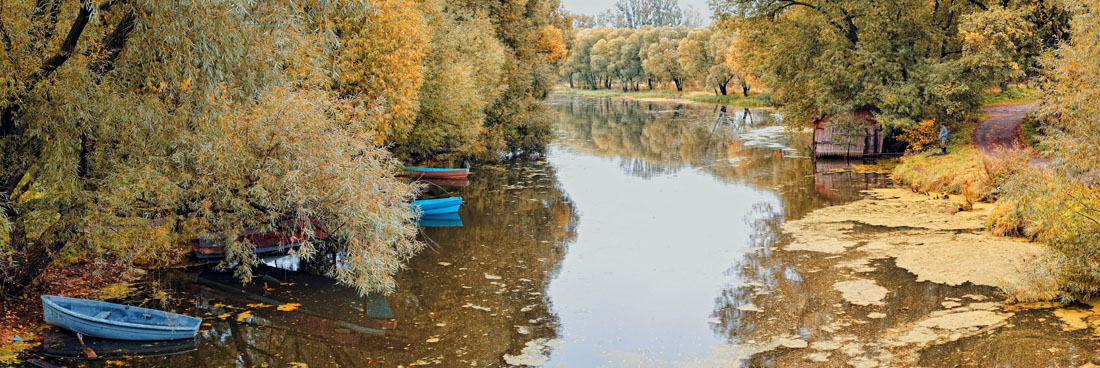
left=0, top=262, right=137, bottom=363
left=552, top=87, right=773, bottom=107
left=744, top=186, right=1096, bottom=366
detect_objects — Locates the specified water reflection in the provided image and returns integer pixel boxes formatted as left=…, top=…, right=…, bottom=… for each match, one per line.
left=28, top=158, right=578, bottom=367
left=39, top=330, right=198, bottom=360
left=30, top=95, right=1005, bottom=367
left=540, top=96, right=826, bottom=365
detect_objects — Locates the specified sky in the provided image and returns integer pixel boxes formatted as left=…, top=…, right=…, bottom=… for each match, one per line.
left=560, top=0, right=712, bottom=21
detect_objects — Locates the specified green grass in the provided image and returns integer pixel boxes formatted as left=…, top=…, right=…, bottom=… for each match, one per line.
left=553, top=87, right=773, bottom=107
left=983, top=84, right=1039, bottom=106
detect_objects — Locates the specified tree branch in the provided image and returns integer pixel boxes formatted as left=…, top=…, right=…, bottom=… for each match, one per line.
left=0, top=0, right=13, bottom=55
left=91, top=9, right=136, bottom=76
left=1, top=2, right=92, bottom=136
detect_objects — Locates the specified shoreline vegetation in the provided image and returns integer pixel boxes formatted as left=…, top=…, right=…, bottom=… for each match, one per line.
left=553, top=86, right=773, bottom=107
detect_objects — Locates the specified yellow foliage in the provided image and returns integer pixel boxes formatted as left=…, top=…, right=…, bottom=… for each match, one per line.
left=332, top=0, right=429, bottom=144
left=277, top=303, right=301, bottom=312
left=898, top=120, right=940, bottom=153
left=536, top=25, right=568, bottom=64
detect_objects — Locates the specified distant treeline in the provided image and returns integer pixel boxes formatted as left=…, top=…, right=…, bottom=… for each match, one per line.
left=560, top=25, right=754, bottom=97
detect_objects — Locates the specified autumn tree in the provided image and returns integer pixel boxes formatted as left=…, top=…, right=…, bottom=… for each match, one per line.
left=561, top=27, right=614, bottom=89
left=461, top=0, right=564, bottom=155
left=399, top=0, right=508, bottom=161
left=0, top=1, right=423, bottom=296
left=723, top=29, right=758, bottom=97
left=641, top=27, right=690, bottom=91
left=329, top=0, right=429, bottom=145
left=716, top=0, right=1034, bottom=136
left=1002, top=1, right=1100, bottom=302
left=679, top=26, right=738, bottom=96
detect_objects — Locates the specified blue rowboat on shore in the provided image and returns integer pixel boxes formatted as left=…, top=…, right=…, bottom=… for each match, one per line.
left=42, top=295, right=202, bottom=341
left=412, top=197, right=462, bottom=215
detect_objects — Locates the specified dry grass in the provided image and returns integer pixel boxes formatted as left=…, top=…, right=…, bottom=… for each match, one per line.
left=893, top=146, right=1032, bottom=204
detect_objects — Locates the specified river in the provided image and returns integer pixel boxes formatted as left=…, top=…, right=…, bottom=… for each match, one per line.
left=25, top=95, right=1100, bottom=367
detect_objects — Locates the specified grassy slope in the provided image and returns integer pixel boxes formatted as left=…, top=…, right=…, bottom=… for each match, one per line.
left=893, top=86, right=1039, bottom=200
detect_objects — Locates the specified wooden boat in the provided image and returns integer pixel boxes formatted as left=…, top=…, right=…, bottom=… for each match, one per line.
left=41, top=295, right=202, bottom=341
left=418, top=212, right=463, bottom=227
left=191, top=218, right=330, bottom=259
left=406, top=166, right=469, bottom=180
left=412, top=197, right=462, bottom=215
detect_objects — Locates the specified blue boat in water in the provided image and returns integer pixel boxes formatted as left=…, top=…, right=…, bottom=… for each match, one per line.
left=418, top=212, right=463, bottom=227
left=412, top=197, right=463, bottom=215
left=42, top=295, right=202, bottom=341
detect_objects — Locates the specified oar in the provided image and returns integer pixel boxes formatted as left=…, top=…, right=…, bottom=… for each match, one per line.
left=75, top=332, right=97, bottom=358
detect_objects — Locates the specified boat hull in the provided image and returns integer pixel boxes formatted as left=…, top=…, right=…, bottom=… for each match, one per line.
left=406, top=167, right=469, bottom=180
left=418, top=213, right=463, bottom=227
left=192, top=218, right=328, bottom=259
left=412, top=197, right=463, bottom=215
left=42, top=295, right=201, bottom=341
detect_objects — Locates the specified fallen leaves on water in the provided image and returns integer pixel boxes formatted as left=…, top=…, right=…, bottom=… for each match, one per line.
left=246, top=303, right=272, bottom=308
left=217, top=313, right=232, bottom=319
left=288, top=363, right=308, bottom=368
left=425, top=337, right=440, bottom=343
left=437, top=262, right=452, bottom=266
left=236, top=311, right=252, bottom=322
left=277, top=303, right=301, bottom=312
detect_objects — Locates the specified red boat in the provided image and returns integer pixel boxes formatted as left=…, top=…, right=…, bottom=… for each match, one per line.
left=405, top=166, right=469, bottom=180
left=191, top=218, right=330, bottom=259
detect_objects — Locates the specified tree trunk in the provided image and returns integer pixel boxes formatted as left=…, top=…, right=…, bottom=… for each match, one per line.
left=741, top=80, right=750, bottom=97
left=647, top=79, right=653, bottom=90
left=718, top=83, right=728, bottom=96
left=674, top=79, right=682, bottom=92
left=568, top=74, right=574, bottom=89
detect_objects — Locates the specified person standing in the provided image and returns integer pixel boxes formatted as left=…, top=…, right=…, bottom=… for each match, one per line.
left=938, top=123, right=949, bottom=154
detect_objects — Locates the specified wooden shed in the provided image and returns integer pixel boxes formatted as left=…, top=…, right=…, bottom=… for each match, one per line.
left=811, top=110, right=886, bottom=158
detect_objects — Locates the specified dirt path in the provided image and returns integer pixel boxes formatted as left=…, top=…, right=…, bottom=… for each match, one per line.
left=973, top=103, right=1035, bottom=153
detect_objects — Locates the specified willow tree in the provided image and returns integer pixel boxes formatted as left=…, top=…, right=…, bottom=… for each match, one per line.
left=1003, top=1, right=1100, bottom=302
left=716, top=0, right=1034, bottom=133
left=679, top=26, right=738, bottom=96
left=0, top=0, right=422, bottom=296
left=641, top=27, right=689, bottom=91
left=561, top=27, right=613, bottom=89
left=458, top=0, right=565, bottom=156
left=400, top=0, right=507, bottom=161
left=329, top=0, right=428, bottom=145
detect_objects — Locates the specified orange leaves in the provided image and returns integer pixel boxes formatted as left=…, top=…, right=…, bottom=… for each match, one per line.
left=331, top=0, right=428, bottom=143
left=535, top=25, right=568, bottom=65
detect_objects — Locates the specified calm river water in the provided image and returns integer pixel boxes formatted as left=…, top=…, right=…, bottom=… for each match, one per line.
left=25, top=95, right=1100, bottom=367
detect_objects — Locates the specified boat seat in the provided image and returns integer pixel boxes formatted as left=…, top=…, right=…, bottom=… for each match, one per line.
left=94, top=311, right=111, bottom=320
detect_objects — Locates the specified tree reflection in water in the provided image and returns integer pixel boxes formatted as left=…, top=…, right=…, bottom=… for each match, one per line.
left=38, top=157, right=578, bottom=367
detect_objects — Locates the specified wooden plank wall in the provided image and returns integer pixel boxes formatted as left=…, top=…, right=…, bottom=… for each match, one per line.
left=812, top=110, right=885, bottom=158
